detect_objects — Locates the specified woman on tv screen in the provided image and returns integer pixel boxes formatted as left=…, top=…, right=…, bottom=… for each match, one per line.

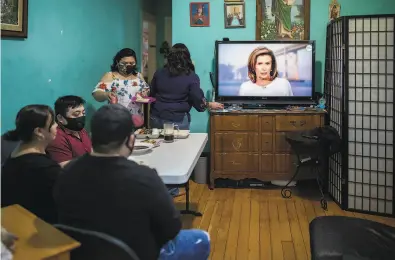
left=238, top=46, right=294, bottom=96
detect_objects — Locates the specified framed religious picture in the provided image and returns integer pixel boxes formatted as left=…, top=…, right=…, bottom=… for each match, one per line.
left=1, top=0, right=28, bottom=38
left=190, top=2, right=210, bottom=27
left=329, top=0, right=341, bottom=21
left=224, top=2, right=246, bottom=29
left=256, top=0, right=310, bottom=40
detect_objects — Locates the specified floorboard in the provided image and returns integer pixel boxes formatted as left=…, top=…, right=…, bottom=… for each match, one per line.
left=175, top=181, right=395, bottom=260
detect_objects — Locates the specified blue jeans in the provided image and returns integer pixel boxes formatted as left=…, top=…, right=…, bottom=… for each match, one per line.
left=168, top=187, right=180, bottom=197
left=150, top=115, right=190, bottom=130
left=159, top=229, right=210, bottom=260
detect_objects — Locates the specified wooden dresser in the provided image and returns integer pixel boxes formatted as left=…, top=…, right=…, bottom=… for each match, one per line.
left=209, top=110, right=326, bottom=187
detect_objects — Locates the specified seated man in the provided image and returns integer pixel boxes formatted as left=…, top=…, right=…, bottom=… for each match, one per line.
left=53, top=104, right=210, bottom=260
left=47, top=95, right=92, bottom=167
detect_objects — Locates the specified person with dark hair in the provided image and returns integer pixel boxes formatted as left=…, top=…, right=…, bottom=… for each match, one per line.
left=54, top=104, right=210, bottom=260
left=166, top=43, right=196, bottom=72
left=92, top=48, right=149, bottom=127
left=46, top=95, right=92, bottom=167
left=239, top=46, right=293, bottom=96
left=151, top=43, right=223, bottom=197
left=150, top=43, right=223, bottom=130
left=1, top=105, right=61, bottom=223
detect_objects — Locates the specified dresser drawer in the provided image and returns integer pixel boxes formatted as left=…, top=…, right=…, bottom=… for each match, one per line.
left=275, top=115, right=321, bottom=131
left=213, top=115, right=258, bottom=131
left=261, top=116, right=274, bottom=132
left=261, top=133, right=273, bottom=152
left=214, top=133, right=259, bottom=152
left=214, top=153, right=259, bottom=172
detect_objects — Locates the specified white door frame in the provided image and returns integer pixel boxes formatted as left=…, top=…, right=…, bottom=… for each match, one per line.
left=142, top=12, right=157, bottom=82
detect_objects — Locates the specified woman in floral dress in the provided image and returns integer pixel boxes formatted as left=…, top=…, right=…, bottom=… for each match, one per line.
left=93, top=48, right=185, bottom=197
left=92, top=48, right=149, bottom=126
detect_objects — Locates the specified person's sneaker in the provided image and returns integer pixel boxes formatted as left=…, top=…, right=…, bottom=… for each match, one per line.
left=169, top=188, right=186, bottom=197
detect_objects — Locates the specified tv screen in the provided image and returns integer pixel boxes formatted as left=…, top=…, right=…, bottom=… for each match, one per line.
left=216, top=41, right=315, bottom=99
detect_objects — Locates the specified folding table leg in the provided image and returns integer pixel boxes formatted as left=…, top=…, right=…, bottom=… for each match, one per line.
left=180, top=181, right=202, bottom=216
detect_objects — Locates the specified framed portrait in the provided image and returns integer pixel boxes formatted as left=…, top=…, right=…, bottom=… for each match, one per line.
left=1, top=0, right=28, bottom=38
left=190, top=2, right=210, bottom=27
left=224, top=2, right=246, bottom=29
left=256, top=0, right=310, bottom=40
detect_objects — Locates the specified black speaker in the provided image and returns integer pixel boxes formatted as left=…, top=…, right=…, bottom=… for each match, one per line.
left=209, top=72, right=215, bottom=89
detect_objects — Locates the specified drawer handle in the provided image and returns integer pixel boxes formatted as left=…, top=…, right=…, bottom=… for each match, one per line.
left=231, top=122, right=240, bottom=128
left=300, top=120, right=306, bottom=126
left=230, top=161, right=241, bottom=165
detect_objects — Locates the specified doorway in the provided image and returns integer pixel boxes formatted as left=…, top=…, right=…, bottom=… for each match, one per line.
left=164, top=16, right=172, bottom=46
left=142, top=13, right=156, bottom=83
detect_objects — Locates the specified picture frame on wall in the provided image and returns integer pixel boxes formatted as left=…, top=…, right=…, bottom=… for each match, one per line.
left=256, top=0, right=310, bottom=40
left=224, top=2, right=246, bottom=29
left=190, top=2, right=210, bottom=27
left=1, top=0, right=28, bottom=38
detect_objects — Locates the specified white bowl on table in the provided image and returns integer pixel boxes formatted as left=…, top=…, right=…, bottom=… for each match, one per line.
left=175, top=130, right=190, bottom=139
left=132, top=142, right=154, bottom=155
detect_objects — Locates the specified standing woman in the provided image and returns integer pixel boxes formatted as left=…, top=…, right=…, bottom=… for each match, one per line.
left=92, top=48, right=149, bottom=127
left=1, top=105, right=61, bottom=223
left=150, top=43, right=223, bottom=130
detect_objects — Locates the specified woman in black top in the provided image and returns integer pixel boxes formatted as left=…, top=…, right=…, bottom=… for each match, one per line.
left=1, top=105, right=61, bottom=223
left=150, top=43, right=224, bottom=130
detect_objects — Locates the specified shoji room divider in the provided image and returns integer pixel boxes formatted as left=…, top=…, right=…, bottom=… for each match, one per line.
left=324, top=14, right=395, bottom=216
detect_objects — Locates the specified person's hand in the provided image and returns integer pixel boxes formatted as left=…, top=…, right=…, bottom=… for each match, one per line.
left=208, top=102, right=224, bottom=110
left=107, top=92, right=117, bottom=102
left=131, top=114, right=144, bottom=128
left=1, top=228, right=18, bottom=252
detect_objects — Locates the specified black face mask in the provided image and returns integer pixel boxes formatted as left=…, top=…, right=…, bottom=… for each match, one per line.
left=64, top=116, right=86, bottom=131
left=126, top=65, right=137, bottom=75
left=118, top=63, right=137, bottom=76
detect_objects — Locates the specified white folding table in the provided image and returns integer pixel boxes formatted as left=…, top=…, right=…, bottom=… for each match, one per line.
left=128, top=133, right=208, bottom=216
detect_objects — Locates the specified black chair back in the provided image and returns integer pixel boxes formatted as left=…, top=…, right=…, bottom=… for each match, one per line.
left=285, top=126, right=342, bottom=161
left=1, top=134, right=20, bottom=166
left=54, top=224, right=140, bottom=260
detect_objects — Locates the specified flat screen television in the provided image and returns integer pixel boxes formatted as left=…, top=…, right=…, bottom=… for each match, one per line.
left=215, top=40, right=316, bottom=103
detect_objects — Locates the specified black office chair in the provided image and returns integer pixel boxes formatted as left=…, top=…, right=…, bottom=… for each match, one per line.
left=281, top=126, right=341, bottom=210
left=310, top=216, right=395, bottom=260
left=54, top=224, right=140, bottom=260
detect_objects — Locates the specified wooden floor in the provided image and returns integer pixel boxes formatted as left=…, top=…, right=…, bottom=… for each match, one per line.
left=175, top=181, right=395, bottom=260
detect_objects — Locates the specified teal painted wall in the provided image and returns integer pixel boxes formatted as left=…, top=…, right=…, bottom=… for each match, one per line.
left=172, top=0, right=395, bottom=134
left=1, top=0, right=142, bottom=133
left=172, top=0, right=256, bottom=134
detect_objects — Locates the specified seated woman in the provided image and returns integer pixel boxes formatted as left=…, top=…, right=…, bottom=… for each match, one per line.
left=92, top=48, right=149, bottom=127
left=1, top=105, right=61, bottom=224
left=150, top=43, right=223, bottom=130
